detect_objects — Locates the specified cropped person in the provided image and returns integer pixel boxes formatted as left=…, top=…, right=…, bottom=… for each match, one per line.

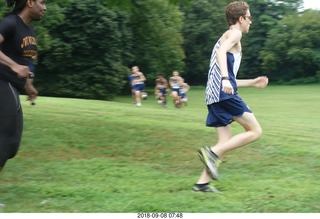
left=178, top=81, right=190, bottom=108
left=0, top=0, right=46, bottom=173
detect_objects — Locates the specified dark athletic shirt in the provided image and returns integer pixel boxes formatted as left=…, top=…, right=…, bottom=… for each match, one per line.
left=0, top=14, right=37, bottom=93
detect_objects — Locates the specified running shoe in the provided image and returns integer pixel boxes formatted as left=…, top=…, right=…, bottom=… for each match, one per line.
left=192, top=184, right=220, bottom=193
left=198, top=146, right=221, bottom=180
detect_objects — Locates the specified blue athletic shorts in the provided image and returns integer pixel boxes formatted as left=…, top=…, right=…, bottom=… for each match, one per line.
left=172, top=88, right=180, bottom=95
left=206, top=96, right=252, bottom=127
left=133, top=83, right=145, bottom=92
left=180, top=93, right=186, bottom=99
left=159, top=88, right=167, bottom=95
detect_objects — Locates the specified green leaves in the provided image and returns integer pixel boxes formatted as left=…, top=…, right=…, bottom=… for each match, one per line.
left=35, top=0, right=131, bottom=100
left=1, top=0, right=317, bottom=100
left=129, top=0, right=185, bottom=80
left=34, top=0, right=186, bottom=99
left=261, top=10, right=320, bottom=83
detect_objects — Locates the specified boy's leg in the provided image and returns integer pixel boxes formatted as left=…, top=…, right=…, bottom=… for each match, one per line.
left=171, top=92, right=178, bottom=106
left=135, top=90, right=142, bottom=106
left=198, top=112, right=262, bottom=180
left=131, top=89, right=135, bottom=104
left=196, top=125, right=232, bottom=184
left=200, top=112, right=262, bottom=180
left=211, top=112, right=262, bottom=157
left=158, top=94, right=162, bottom=104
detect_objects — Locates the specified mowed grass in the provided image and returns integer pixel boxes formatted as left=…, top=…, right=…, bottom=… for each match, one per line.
left=0, top=85, right=319, bottom=213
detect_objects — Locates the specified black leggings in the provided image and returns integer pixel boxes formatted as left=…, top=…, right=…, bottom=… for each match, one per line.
left=0, top=80, right=23, bottom=169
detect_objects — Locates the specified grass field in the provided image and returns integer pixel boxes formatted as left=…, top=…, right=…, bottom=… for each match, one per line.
left=0, top=85, right=319, bottom=213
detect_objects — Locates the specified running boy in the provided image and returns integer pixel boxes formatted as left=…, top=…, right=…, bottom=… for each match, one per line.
left=0, top=0, right=46, bottom=173
left=155, top=73, right=169, bottom=107
left=193, top=1, right=269, bottom=192
left=178, top=80, right=190, bottom=108
left=169, top=70, right=183, bottom=108
left=131, top=66, right=146, bottom=107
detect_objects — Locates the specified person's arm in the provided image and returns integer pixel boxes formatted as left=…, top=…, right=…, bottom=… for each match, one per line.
left=25, top=77, right=38, bottom=102
left=179, top=76, right=184, bottom=84
left=169, top=77, right=173, bottom=87
left=185, top=83, right=190, bottom=92
left=216, top=29, right=242, bottom=94
left=138, top=72, right=146, bottom=82
left=0, top=34, right=31, bottom=78
left=236, top=76, right=268, bottom=88
left=154, top=80, right=158, bottom=94
left=216, top=30, right=242, bottom=78
left=164, top=80, right=169, bottom=91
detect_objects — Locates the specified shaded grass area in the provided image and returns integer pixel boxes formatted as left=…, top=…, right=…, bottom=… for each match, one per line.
left=0, top=85, right=319, bottom=213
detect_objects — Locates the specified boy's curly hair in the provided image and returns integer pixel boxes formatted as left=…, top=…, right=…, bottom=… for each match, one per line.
left=225, top=1, right=250, bottom=26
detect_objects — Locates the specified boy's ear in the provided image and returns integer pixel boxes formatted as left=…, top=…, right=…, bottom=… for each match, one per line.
left=239, top=16, right=244, bottom=23
left=27, top=0, right=34, bottom=7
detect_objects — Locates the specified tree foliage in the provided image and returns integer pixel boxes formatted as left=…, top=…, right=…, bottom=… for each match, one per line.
left=239, top=0, right=303, bottom=79
left=0, top=0, right=318, bottom=100
left=181, top=0, right=228, bottom=84
left=36, top=0, right=131, bottom=100
left=129, top=0, right=185, bottom=84
left=37, top=0, right=185, bottom=98
left=260, top=10, right=320, bottom=83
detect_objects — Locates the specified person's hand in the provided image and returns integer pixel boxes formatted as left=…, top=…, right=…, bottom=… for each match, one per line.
left=253, top=76, right=269, bottom=88
left=25, top=83, right=38, bottom=102
left=222, top=79, right=234, bottom=94
left=11, top=63, right=32, bottom=78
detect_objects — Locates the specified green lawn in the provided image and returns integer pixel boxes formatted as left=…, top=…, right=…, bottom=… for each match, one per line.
left=0, top=85, right=319, bottom=213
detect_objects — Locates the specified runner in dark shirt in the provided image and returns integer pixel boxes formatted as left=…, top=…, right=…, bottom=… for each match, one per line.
left=0, top=0, right=47, bottom=173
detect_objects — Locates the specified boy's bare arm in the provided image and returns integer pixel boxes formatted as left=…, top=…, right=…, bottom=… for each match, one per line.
left=236, top=76, right=268, bottom=88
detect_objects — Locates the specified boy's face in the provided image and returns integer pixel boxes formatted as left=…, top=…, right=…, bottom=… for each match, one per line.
left=132, top=66, right=139, bottom=73
left=31, top=0, right=47, bottom=21
left=241, top=10, right=252, bottom=33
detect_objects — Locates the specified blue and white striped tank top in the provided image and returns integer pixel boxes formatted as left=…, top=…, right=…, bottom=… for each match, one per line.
left=205, top=39, right=241, bottom=105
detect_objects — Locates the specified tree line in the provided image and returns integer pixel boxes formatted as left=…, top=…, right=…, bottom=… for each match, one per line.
left=0, top=0, right=319, bottom=100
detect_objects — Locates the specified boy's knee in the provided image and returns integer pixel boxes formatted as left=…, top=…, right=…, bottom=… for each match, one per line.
left=253, top=126, right=263, bottom=140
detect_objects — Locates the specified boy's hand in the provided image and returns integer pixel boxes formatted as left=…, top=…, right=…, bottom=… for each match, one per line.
left=11, top=63, right=32, bottom=78
left=253, top=76, right=268, bottom=88
left=222, top=80, right=234, bottom=94
left=25, top=82, right=38, bottom=102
